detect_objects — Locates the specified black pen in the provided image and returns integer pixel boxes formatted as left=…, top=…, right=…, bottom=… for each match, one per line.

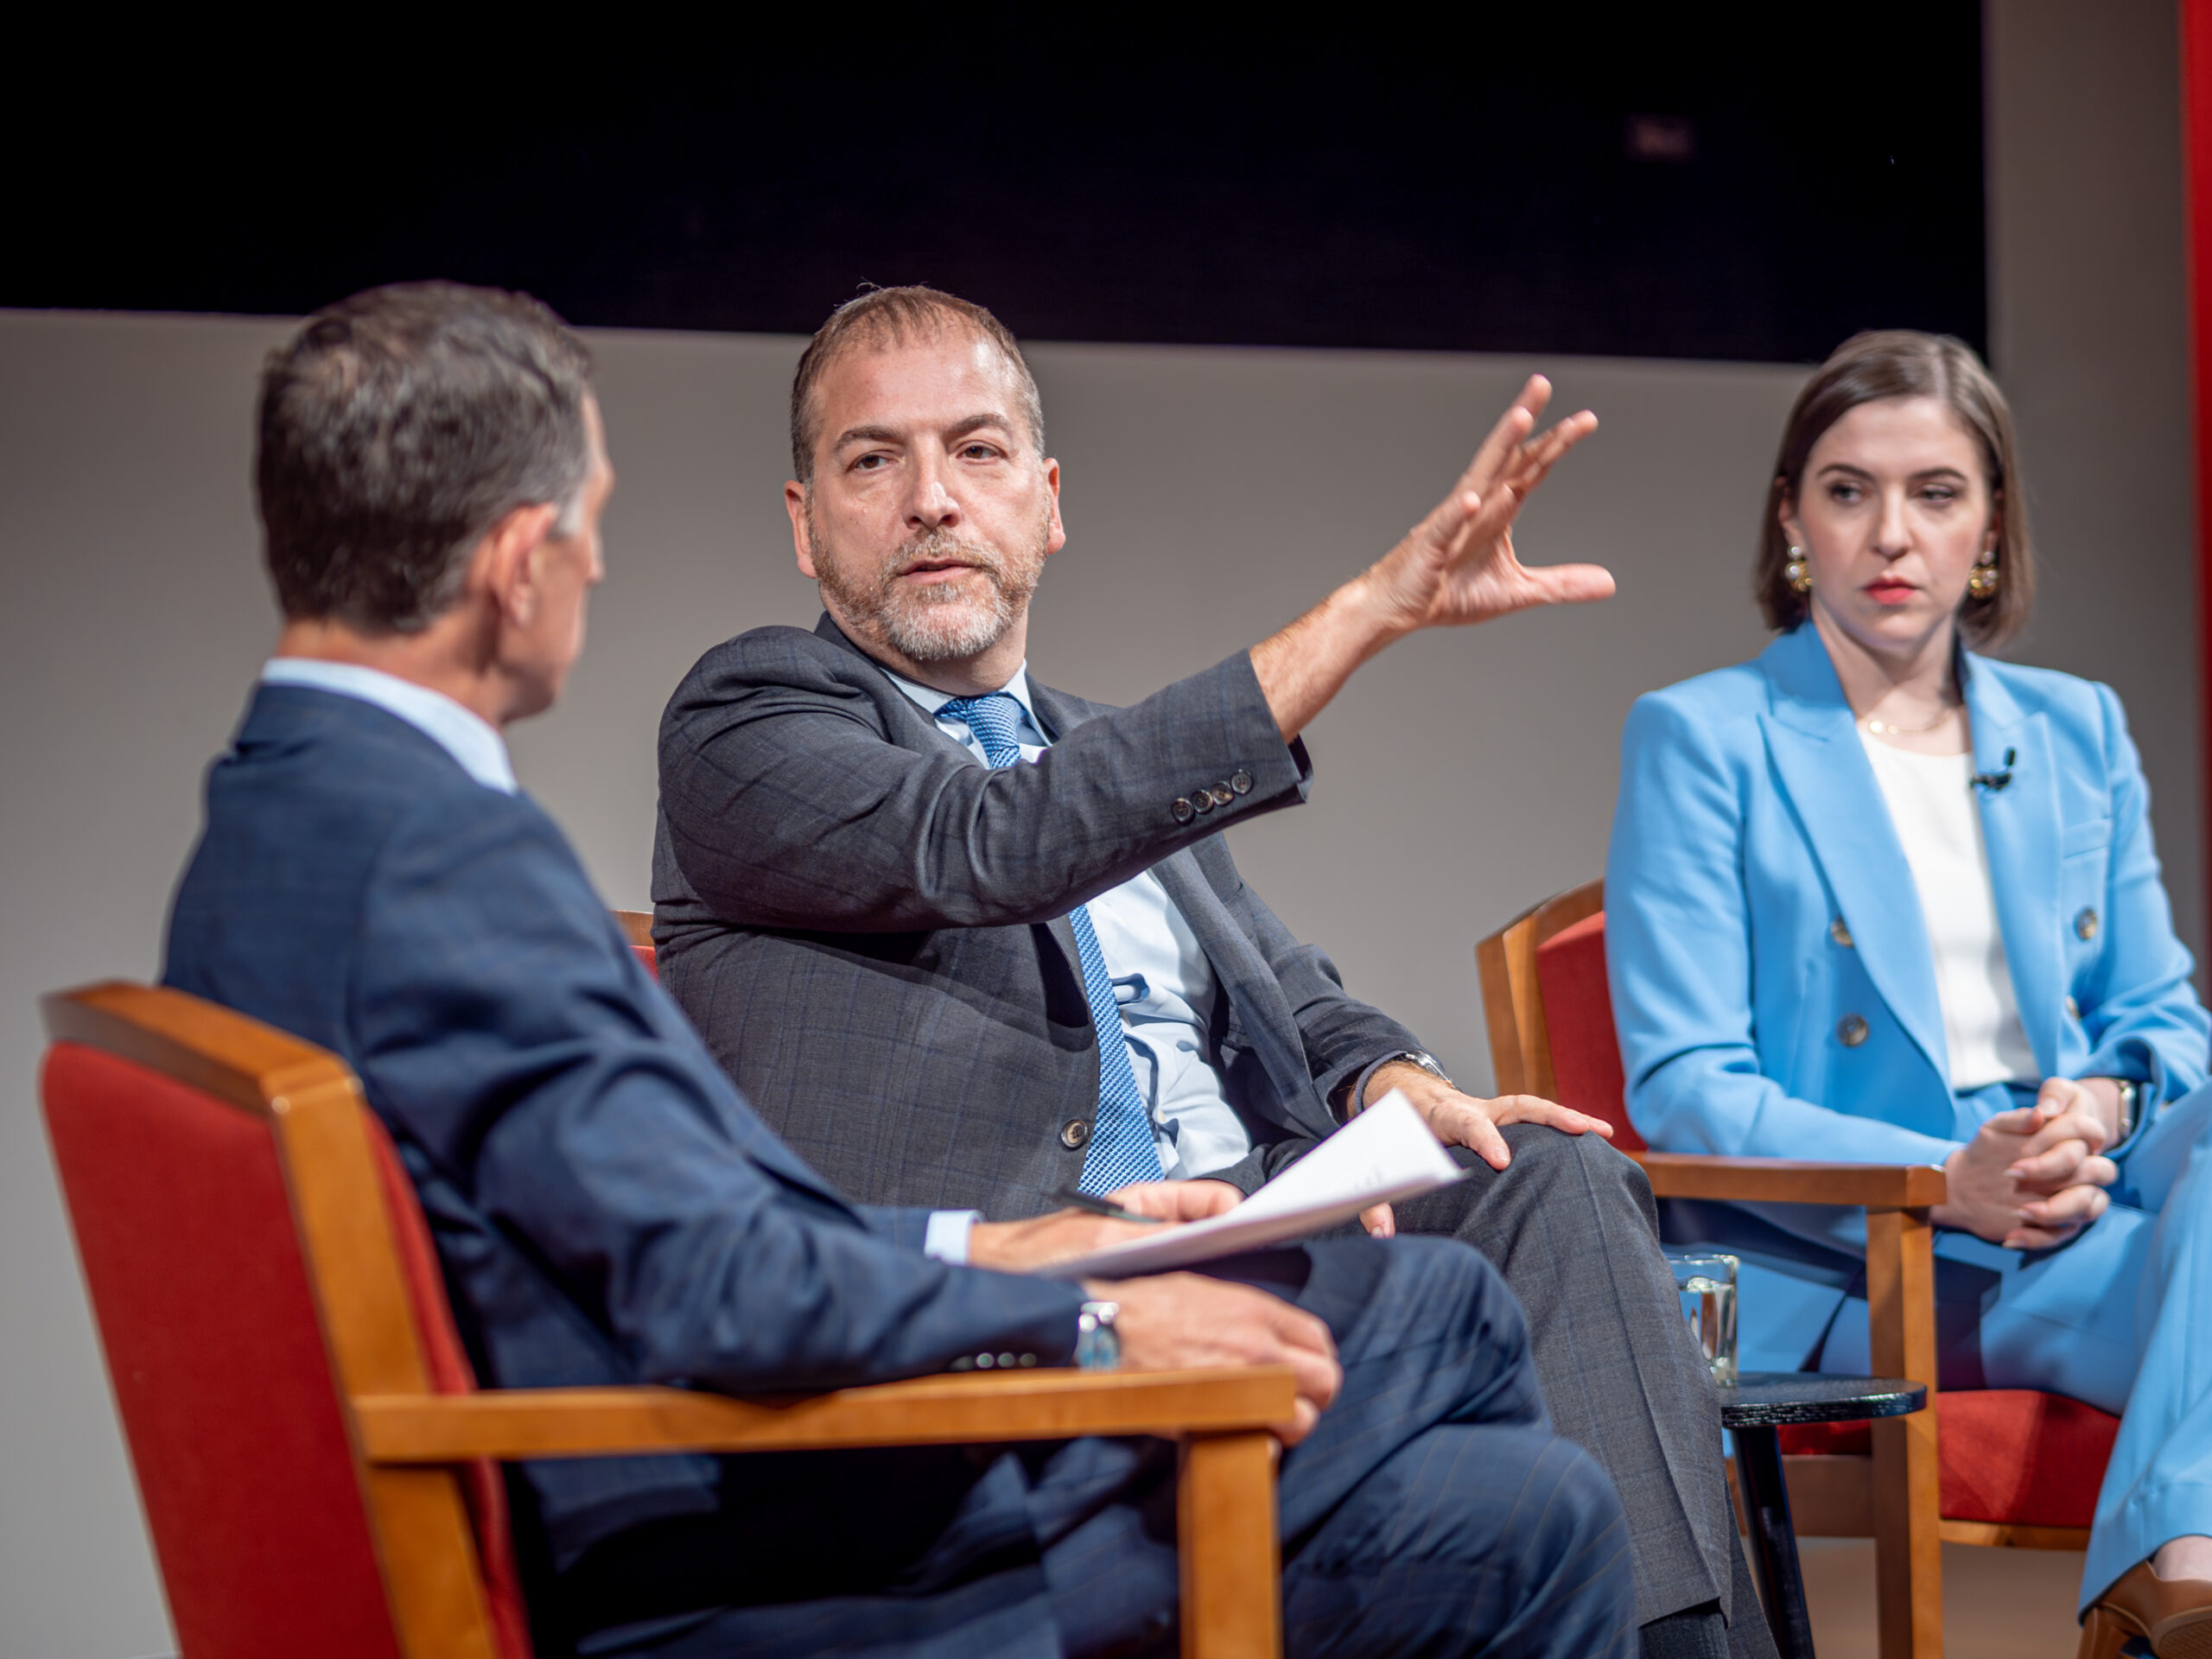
left=1051, top=1186, right=1166, bottom=1224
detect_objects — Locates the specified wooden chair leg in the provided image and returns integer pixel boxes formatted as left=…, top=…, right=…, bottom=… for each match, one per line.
left=2075, top=1603, right=2130, bottom=1659
left=1179, top=1431, right=1281, bottom=1659
left=1867, top=1205, right=1943, bottom=1659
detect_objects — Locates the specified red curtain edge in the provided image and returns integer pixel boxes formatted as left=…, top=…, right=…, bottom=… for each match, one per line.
left=2186, top=0, right=2212, bottom=957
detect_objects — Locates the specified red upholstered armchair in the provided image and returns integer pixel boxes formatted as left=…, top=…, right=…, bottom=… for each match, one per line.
left=40, top=981, right=1296, bottom=1659
left=1478, top=880, right=2120, bottom=1659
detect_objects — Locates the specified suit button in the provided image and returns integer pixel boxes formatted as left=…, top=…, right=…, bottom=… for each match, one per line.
left=1830, top=918, right=1853, bottom=947
left=1210, top=784, right=1236, bottom=807
left=1171, top=798, right=1195, bottom=823
left=1060, top=1119, right=1091, bottom=1149
left=2064, top=994, right=2081, bottom=1019
left=1230, top=770, right=1254, bottom=795
left=1192, top=789, right=1216, bottom=814
left=1837, top=1014, right=1869, bottom=1047
left=2075, top=906, right=2100, bottom=941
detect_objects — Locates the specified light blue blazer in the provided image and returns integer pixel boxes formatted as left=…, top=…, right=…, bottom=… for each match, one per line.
left=1605, top=625, right=2209, bottom=1358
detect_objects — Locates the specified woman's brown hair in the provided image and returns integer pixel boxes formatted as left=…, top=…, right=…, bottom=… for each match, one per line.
left=1756, top=329, right=2033, bottom=649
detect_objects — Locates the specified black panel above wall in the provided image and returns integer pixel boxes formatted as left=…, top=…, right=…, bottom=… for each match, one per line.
left=10, top=9, right=1985, bottom=363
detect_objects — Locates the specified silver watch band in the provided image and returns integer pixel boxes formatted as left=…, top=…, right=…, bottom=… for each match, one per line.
left=1076, top=1300, right=1122, bottom=1370
left=1391, top=1050, right=1454, bottom=1087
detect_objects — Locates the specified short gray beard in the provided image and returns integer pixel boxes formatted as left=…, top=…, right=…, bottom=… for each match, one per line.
left=814, top=519, right=1046, bottom=664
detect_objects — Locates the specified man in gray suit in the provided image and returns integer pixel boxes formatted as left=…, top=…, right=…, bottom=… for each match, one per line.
left=655, top=287, right=1773, bottom=1659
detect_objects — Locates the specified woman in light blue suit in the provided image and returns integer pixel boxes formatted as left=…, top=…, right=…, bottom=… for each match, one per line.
left=1605, top=329, right=2212, bottom=1646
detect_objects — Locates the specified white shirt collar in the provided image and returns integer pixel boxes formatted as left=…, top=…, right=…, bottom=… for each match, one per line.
left=880, top=661, right=1043, bottom=730
left=260, top=658, right=518, bottom=794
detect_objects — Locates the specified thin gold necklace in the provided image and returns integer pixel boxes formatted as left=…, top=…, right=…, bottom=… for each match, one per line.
left=1861, top=704, right=1957, bottom=736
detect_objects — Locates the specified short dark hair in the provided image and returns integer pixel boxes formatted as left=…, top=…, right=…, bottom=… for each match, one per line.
left=1757, top=329, right=2033, bottom=649
left=789, top=285, right=1044, bottom=484
left=256, top=282, right=594, bottom=633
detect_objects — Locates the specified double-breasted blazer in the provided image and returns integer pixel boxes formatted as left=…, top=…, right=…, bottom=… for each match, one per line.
left=1605, top=624, right=2209, bottom=1357
left=652, top=616, right=1424, bottom=1218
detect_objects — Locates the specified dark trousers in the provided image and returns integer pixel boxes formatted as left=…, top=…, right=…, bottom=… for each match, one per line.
left=562, top=1236, right=1634, bottom=1659
left=1395, top=1125, right=1773, bottom=1658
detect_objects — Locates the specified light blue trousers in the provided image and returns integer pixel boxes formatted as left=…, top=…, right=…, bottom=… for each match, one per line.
left=1801, top=1083, right=2212, bottom=1611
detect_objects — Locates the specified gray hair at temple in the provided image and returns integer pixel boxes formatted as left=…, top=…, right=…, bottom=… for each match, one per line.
left=255, top=282, right=595, bottom=634
left=789, top=285, right=1046, bottom=484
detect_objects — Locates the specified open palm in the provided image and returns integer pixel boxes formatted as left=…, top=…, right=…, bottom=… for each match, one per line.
left=1370, top=376, right=1613, bottom=629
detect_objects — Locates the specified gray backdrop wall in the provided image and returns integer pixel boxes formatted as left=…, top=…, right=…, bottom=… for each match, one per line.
left=0, top=2, right=2195, bottom=1650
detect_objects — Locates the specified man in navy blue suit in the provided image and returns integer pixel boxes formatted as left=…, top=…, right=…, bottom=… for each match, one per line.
left=162, top=282, right=1633, bottom=1658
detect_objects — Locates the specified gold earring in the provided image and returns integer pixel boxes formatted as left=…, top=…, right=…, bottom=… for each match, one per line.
left=1967, top=556, right=1999, bottom=600
left=1783, top=547, right=1813, bottom=594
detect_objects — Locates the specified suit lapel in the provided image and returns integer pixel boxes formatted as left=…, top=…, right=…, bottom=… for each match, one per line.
left=1031, top=678, right=1338, bottom=1141
left=1964, top=658, right=2062, bottom=1076
left=1758, top=631, right=1949, bottom=1084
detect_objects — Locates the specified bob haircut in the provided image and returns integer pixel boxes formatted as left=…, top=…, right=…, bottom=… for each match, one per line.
left=1756, top=329, right=2032, bottom=650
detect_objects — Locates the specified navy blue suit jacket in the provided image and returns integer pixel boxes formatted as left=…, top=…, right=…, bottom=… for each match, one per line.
left=162, top=685, right=1092, bottom=1629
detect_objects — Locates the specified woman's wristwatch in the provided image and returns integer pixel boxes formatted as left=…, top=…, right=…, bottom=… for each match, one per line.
left=2104, top=1077, right=2141, bottom=1141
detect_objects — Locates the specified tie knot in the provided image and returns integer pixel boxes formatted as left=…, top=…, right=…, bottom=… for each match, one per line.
left=939, top=693, right=1027, bottom=768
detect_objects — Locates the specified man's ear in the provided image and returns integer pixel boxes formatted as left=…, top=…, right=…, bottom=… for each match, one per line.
left=1040, top=458, right=1067, bottom=559
left=474, top=502, right=563, bottom=625
left=785, top=480, right=819, bottom=578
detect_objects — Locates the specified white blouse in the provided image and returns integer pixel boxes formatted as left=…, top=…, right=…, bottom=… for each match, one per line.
left=1857, top=733, right=2039, bottom=1091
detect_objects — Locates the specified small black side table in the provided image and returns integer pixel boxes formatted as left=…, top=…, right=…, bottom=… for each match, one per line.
left=1719, top=1372, right=1927, bottom=1659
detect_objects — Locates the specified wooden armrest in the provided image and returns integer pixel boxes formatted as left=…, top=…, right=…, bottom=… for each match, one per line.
left=1631, top=1153, right=1945, bottom=1208
left=355, top=1366, right=1300, bottom=1464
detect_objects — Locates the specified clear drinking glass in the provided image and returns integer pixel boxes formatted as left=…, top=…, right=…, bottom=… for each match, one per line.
left=1665, top=1251, right=1738, bottom=1387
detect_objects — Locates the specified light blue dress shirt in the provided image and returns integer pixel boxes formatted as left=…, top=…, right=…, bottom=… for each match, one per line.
left=258, top=660, right=988, bottom=1259
left=264, top=658, right=519, bottom=793
left=882, top=664, right=1256, bottom=1180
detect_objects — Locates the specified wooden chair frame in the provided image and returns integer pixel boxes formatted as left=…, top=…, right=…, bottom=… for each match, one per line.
left=1478, top=880, right=2094, bottom=1659
left=46, top=982, right=1297, bottom=1659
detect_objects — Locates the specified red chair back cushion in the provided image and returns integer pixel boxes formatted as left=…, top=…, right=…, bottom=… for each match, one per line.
left=42, top=1043, right=405, bottom=1659
left=43, top=1043, right=534, bottom=1659
left=635, top=944, right=658, bottom=978
left=1778, top=1391, right=2120, bottom=1527
left=1532, top=912, right=1644, bottom=1150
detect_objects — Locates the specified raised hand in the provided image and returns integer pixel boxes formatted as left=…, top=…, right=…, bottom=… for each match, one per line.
left=1362, top=376, right=1613, bottom=632
left=1249, top=374, right=1613, bottom=744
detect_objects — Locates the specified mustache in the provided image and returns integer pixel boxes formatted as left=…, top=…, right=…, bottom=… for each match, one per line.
left=880, top=529, right=1007, bottom=584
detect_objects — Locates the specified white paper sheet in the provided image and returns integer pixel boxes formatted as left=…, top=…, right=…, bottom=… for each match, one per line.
left=1034, top=1090, right=1465, bottom=1277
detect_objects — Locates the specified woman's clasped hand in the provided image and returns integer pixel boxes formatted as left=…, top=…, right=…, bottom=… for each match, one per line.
left=1935, top=1084, right=2120, bottom=1249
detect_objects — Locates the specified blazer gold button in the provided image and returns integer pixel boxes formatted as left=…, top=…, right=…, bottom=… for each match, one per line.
left=2075, top=906, right=2100, bottom=941
left=1230, top=770, right=1254, bottom=794
left=1830, top=918, right=1853, bottom=948
left=1837, top=1014, right=1869, bottom=1047
left=1211, top=784, right=1236, bottom=807
left=1060, top=1118, right=1091, bottom=1149
left=1171, top=798, right=1195, bottom=823
left=1192, top=789, right=1216, bottom=814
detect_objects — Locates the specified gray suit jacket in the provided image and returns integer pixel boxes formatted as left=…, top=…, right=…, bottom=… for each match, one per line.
left=652, top=614, right=1423, bottom=1219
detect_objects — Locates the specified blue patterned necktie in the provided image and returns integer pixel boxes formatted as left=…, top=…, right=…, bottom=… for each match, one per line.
left=938, top=692, right=1166, bottom=1192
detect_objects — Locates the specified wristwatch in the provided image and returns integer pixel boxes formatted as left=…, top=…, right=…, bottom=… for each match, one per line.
left=1336, top=1050, right=1455, bottom=1119
left=1387, top=1051, right=1454, bottom=1088
left=2107, top=1077, right=2142, bottom=1141
left=1076, top=1300, right=1122, bottom=1370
